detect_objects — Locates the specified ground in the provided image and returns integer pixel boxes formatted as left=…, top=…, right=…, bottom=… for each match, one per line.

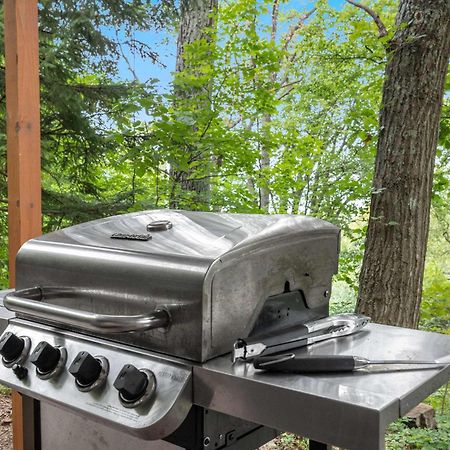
left=0, top=394, right=12, bottom=450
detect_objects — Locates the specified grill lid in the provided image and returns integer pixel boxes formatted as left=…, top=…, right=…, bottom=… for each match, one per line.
left=34, top=209, right=337, bottom=260
left=13, top=210, right=340, bottom=362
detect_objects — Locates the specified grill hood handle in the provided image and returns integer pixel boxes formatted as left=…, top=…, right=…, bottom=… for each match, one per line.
left=3, top=287, right=171, bottom=334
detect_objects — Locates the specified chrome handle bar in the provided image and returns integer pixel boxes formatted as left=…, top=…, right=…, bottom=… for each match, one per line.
left=4, top=287, right=170, bottom=334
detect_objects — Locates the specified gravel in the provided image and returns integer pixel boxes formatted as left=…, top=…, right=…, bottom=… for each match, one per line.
left=0, top=394, right=12, bottom=450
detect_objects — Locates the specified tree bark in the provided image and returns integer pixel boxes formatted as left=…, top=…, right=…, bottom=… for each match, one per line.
left=259, top=117, right=272, bottom=213
left=258, top=1, right=279, bottom=212
left=357, top=0, right=450, bottom=327
left=170, top=0, right=217, bottom=210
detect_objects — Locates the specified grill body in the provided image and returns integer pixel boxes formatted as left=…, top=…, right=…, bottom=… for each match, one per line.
left=0, top=210, right=342, bottom=443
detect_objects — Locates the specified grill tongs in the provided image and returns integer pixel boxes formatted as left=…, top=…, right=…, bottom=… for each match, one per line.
left=232, top=313, right=370, bottom=363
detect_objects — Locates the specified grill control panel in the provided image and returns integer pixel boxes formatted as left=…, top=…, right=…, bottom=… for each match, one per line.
left=0, top=322, right=192, bottom=440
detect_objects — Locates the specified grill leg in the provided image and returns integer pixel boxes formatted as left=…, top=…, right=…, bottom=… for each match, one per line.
left=309, top=440, right=331, bottom=450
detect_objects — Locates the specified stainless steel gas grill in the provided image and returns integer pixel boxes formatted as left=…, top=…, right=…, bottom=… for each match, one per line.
left=0, top=210, right=449, bottom=450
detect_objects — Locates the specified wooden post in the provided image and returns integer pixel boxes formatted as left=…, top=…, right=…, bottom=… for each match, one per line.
left=4, top=1, right=42, bottom=449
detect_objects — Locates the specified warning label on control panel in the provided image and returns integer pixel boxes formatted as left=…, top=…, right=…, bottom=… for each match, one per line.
left=86, top=402, right=140, bottom=422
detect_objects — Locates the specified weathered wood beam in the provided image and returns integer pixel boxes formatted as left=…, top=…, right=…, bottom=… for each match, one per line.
left=4, top=1, right=42, bottom=449
left=5, top=0, right=42, bottom=284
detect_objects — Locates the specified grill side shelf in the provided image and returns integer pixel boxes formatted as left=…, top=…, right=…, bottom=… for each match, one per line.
left=194, top=323, right=450, bottom=450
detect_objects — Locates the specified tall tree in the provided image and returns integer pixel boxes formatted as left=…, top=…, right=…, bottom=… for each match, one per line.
left=356, top=0, right=450, bottom=327
left=169, top=0, right=218, bottom=209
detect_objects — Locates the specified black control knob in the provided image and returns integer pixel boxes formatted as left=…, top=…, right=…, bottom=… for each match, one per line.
left=0, top=332, right=25, bottom=362
left=113, top=364, right=148, bottom=402
left=12, top=364, right=28, bottom=380
left=30, top=341, right=61, bottom=374
left=69, top=351, right=102, bottom=386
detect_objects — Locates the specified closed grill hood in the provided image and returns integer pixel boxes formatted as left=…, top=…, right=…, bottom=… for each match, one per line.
left=14, top=210, right=340, bottom=361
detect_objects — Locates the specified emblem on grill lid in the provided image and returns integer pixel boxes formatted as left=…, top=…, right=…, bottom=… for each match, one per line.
left=110, top=233, right=152, bottom=241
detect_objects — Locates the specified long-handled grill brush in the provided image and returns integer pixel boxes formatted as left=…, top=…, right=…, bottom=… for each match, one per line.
left=253, top=353, right=448, bottom=373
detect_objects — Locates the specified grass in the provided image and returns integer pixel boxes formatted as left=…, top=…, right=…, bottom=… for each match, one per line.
left=385, top=412, right=450, bottom=450
left=0, top=385, right=11, bottom=395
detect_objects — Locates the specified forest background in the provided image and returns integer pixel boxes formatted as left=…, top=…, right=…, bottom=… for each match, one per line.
left=0, top=0, right=447, bottom=329
left=0, top=1, right=449, bottom=447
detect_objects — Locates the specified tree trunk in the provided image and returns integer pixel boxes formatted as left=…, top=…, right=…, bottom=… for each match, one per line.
left=356, top=0, right=450, bottom=327
left=170, top=0, right=217, bottom=210
left=258, top=1, right=279, bottom=213
left=259, top=114, right=272, bottom=212
left=175, top=0, right=216, bottom=74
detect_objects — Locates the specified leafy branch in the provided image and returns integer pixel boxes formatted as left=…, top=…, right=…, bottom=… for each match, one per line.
left=345, top=0, right=387, bottom=38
